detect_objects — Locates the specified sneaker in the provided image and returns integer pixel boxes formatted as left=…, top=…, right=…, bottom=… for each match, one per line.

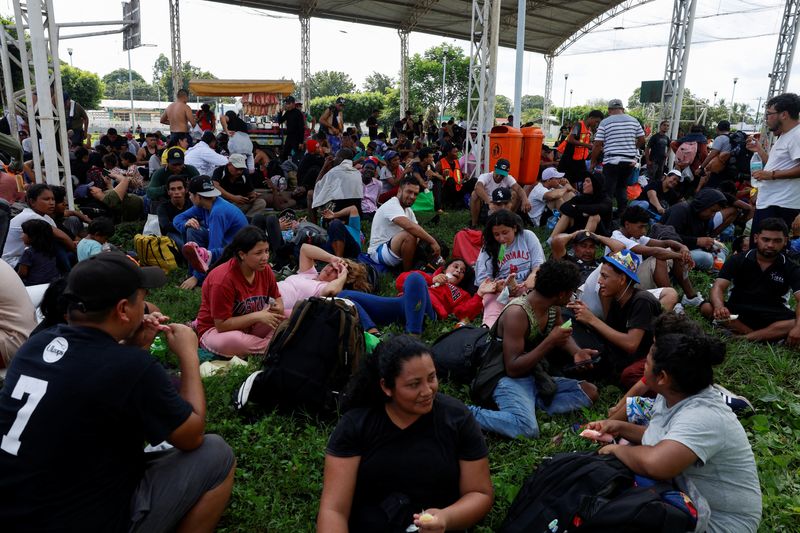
left=681, top=293, right=704, bottom=307
left=673, top=303, right=685, bottom=316
left=182, top=242, right=211, bottom=273
left=713, top=384, right=755, bottom=417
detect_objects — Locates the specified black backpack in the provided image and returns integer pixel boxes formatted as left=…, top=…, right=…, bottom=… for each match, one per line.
left=430, top=325, right=492, bottom=384
left=728, top=130, right=753, bottom=176
left=499, top=452, right=696, bottom=533
left=233, top=297, right=365, bottom=415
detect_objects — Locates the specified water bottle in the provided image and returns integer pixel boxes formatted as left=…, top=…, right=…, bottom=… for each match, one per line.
left=150, top=335, right=167, bottom=358
left=750, top=152, right=763, bottom=188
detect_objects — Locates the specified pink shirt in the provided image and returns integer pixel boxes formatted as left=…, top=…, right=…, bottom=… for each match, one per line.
left=277, top=266, right=327, bottom=314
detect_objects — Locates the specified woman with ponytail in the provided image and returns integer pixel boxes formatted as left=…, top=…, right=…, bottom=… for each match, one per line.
left=194, top=225, right=284, bottom=357
left=585, top=332, right=762, bottom=533
left=318, top=335, right=493, bottom=532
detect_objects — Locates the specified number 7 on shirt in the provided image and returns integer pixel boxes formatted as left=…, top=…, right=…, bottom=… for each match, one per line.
left=1, top=375, right=48, bottom=456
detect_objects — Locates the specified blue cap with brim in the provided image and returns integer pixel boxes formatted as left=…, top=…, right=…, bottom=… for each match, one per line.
left=603, top=249, right=640, bottom=284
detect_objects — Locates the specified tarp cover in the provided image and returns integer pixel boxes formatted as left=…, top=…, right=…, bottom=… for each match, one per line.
left=188, top=79, right=295, bottom=96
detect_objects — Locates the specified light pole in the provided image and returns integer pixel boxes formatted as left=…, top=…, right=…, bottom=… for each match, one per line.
left=728, top=77, right=738, bottom=122
left=439, top=53, right=448, bottom=122
left=712, top=91, right=717, bottom=106
left=568, top=89, right=573, bottom=121
left=561, top=74, right=569, bottom=126
left=67, top=48, right=73, bottom=66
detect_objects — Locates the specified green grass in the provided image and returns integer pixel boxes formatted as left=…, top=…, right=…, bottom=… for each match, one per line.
left=133, top=211, right=800, bottom=532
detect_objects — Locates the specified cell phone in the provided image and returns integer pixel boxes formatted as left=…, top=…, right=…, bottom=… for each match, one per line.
left=562, top=356, right=602, bottom=373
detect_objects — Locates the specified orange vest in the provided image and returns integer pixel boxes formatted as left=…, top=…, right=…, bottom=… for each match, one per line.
left=557, top=120, right=592, bottom=160
left=439, top=157, right=463, bottom=190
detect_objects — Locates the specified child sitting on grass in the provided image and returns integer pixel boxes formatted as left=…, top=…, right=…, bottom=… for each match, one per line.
left=16, top=219, right=60, bottom=286
left=77, top=217, right=115, bottom=261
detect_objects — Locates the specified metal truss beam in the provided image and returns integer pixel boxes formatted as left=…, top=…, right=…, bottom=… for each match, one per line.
left=542, top=54, right=553, bottom=133
left=767, top=0, right=800, bottom=100
left=551, top=0, right=655, bottom=56
left=300, top=15, right=310, bottom=106
left=660, top=0, right=696, bottom=153
left=169, top=0, right=182, bottom=98
left=398, top=30, right=409, bottom=119
left=6, top=0, right=74, bottom=207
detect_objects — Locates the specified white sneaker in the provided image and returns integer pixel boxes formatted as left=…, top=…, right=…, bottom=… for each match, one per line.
left=681, top=294, right=704, bottom=307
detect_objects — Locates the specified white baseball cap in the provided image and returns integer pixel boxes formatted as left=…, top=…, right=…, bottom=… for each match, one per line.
left=542, top=167, right=566, bottom=181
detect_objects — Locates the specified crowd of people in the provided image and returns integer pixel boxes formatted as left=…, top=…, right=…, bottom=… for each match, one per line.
left=1, top=88, right=798, bottom=531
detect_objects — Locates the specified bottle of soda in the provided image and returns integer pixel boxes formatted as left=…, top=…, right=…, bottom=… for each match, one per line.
left=150, top=335, right=167, bottom=357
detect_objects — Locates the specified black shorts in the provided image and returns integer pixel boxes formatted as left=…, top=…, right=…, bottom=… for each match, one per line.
left=727, top=302, right=795, bottom=331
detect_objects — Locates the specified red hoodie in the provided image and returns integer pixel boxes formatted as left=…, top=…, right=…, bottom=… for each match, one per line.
left=395, top=268, right=483, bottom=321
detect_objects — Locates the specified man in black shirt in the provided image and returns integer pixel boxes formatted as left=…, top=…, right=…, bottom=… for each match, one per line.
left=211, top=153, right=267, bottom=216
left=0, top=252, right=235, bottom=532
left=644, top=120, right=670, bottom=181
left=277, top=95, right=306, bottom=162
left=366, top=109, right=380, bottom=140
left=157, top=175, right=191, bottom=247
left=701, top=217, right=800, bottom=344
left=633, top=169, right=682, bottom=216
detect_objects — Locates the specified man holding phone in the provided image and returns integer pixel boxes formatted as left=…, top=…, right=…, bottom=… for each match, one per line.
left=468, top=259, right=599, bottom=440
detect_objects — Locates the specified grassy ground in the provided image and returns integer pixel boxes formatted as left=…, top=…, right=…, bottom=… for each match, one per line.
left=128, top=210, right=800, bottom=532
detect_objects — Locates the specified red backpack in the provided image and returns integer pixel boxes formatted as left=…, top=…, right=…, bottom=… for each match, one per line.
left=674, top=141, right=698, bottom=169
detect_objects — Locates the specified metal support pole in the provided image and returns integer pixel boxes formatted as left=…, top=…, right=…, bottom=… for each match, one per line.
left=300, top=14, right=311, bottom=106
left=13, top=1, right=43, bottom=182
left=660, top=0, right=697, bottom=167
left=484, top=0, right=501, bottom=172
left=0, top=29, right=18, bottom=144
left=399, top=30, right=409, bottom=120
left=128, top=47, right=135, bottom=131
left=767, top=0, right=800, bottom=100
left=542, top=54, right=553, bottom=135
left=512, top=0, right=525, bottom=128
left=439, top=54, right=447, bottom=120
left=169, top=0, right=182, bottom=98
left=561, top=74, right=569, bottom=127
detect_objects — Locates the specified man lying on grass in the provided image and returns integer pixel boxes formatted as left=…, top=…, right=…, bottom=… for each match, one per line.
left=0, top=252, right=235, bottom=532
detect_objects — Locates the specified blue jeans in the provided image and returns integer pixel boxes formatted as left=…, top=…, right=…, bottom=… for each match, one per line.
left=325, top=219, right=361, bottom=258
left=338, top=272, right=434, bottom=334
left=691, top=247, right=726, bottom=271
left=469, top=375, right=592, bottom=439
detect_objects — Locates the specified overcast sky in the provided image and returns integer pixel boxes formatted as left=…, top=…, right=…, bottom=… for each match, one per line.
left=13, top=0, right=797, bottom=113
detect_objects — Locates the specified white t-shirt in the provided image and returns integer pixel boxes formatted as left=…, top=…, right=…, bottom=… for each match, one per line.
left=757, top=123, right=800, bottom=209
left=527, top=183, right=549, bottom=225
left=277, top=266, right=327, bottom=314
left=2, top=208, right=57, bottom=268
left=642, top=387, right=762, bottom=533
left=607, top=229, right=650, bottom=263
left=477, top=172, right=517, bottom=198
left=368, top=196, right=417, bottom=254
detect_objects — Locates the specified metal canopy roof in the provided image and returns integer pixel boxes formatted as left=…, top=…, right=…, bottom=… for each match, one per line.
left=204, top=0, right=631, bottom=55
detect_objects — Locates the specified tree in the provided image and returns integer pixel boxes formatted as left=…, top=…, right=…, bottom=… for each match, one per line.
left=495, top=95, right=513, bottom=118
left=102, top=69, right=157, bottom=101
left=151, top=53, right=216, bottom=99
left=521, top=94, right=546, bottom=113
left=407, top=43, right=469, bottom=116
left=60, top=64, right=104, bottom=109
left=309, top=92, right=386, bottom=128
left=308, top=70, right=356, bottom=99
left=363, top=72, right=395, bottom=94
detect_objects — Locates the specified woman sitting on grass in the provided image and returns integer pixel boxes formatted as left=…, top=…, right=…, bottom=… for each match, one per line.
left=338, top=258, right=491, bottom=336
left=585, top=332, right=762, bottom=533
left=475, top=209, right=545, bottom=328
left=194, top=226, right=285, bottom=357
left=318, top=335, right=494, bottom=532
left=278, top=243, right=371, bottom=316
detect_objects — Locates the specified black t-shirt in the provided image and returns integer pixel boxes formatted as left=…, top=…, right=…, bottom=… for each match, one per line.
left=366, top=116, right=379, bottom=138
left=326, top=393, right=488, bottom=532
left=605, top=289, right=660, bottom=369
left=647, top=133, right=670, bottom=163
left=720, top=250, right=800, bottom=310
left=563, top=254, right=600, bottom=284
left=212, top=166, right=255, bottom=197
left=0, top=325, right=192, bottom=532
left=637, top=179, right=681, bottom=209
left=157, top=197, right=191, bottom=235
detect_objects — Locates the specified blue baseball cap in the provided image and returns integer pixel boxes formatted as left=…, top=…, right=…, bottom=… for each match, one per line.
left=603, top=249, right=640, bottom=284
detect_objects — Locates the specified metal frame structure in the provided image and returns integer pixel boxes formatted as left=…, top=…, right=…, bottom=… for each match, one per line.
left=299, top=0, right=316, bottom=107
left=398, top=29, right=409, bottom=117
left=660, top=0, right=697, bottom=148
left=169, top=0, right=182, bottom=98
left=542, top=54, right=553, bottom=131
left=767, top=0, right=800, bottom=100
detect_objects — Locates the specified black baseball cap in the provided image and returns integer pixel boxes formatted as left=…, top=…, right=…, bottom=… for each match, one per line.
left=166, top=148, right=184, bottom=164
left=188, top=175, right=222, bottom=198
left=573, top=231, right=600, bottom=244
left=494, top=158, right=511, bottom=176
left=64, top=252, right=167, bottom=312
left=491, top=187, right=512, bottom=204
left=283, top=95, right=296, bottom=104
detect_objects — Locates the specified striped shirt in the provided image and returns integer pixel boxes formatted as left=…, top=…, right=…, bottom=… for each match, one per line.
left=595, top=114, right=644, bottom=163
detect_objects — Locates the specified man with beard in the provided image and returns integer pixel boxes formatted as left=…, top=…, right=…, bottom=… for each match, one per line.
left=701, top=217, right=800, bottom=345
left=368, top=176, right=441, bottom=271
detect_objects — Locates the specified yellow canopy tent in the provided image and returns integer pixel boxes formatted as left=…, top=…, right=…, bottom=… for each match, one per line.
left=188, top=79, right=295, bottom=97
